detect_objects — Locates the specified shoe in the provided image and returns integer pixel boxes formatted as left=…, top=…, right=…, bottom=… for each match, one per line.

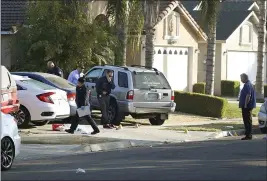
left=65, top=129, right=74, bottom=134
left=241, top=136, right=252, bottom=140
left=103, top=124, right=112, bottom=129
left=109, top=124, right=116, bottom=128
left=91, top=130, right=100, bottom=135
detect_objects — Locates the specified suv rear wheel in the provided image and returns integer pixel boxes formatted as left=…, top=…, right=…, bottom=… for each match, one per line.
left=260, top=127, right=267, bottom=134
left=149, top=117, right=165, bottom=125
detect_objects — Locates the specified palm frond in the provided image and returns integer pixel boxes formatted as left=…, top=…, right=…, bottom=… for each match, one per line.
left=199, top=0, right=221, bottom=29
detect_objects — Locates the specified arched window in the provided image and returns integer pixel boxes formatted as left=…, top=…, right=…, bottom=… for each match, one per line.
left=169, top=50, right=172, bottom=54
left=158, top=50, right=162, bottom=54
left=163, top=50, right=167, bottom=54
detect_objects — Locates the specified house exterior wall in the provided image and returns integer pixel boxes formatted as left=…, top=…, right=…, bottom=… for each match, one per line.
left=127, top=11, right=201, bottom=91
left=197, top=18, right=259, bottom=95
left=1, top=35, right=12, bottom=69
left=87, top=0, right=107, bottom=20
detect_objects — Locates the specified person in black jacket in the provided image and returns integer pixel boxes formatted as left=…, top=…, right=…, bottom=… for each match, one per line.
left=65, top=77, right=100, bottom=135
left=47, top=61, right=64, bottom=78
left=95, top=70, right=115, bottom=129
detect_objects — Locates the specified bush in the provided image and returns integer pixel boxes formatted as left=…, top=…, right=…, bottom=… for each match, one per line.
left=174, top=91, right=228, bottom=118
left=264, top=85, right=267, bottom=98
left=193, top=82, right=206, bottom=94
left=221, top=80, right=240, bottom=97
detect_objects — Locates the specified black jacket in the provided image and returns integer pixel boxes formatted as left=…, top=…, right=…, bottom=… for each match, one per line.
left=95, top=76, right=115, bottom=97
left=47, top=66, right=63, bottom=77
left=75, top=85, right=89, bottom=108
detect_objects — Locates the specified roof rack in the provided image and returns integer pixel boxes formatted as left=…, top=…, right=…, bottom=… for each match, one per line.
left=103, top=64, right=129, bottom=71
left=130, top=65, right=159, bottom=74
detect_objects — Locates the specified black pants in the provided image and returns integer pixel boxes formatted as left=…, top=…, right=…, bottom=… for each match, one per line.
left=70, top=112, right=99, bottom=132
left=98, top=95, right=110, bottom=125
left=242, top=108, right=253, bottom=137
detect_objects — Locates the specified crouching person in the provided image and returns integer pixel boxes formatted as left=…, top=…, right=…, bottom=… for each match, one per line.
left=65, top=77, right=100, bottom=135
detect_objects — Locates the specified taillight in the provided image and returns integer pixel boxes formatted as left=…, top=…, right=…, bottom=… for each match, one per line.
left=171, top=91, right=174, bottom=101
left=36, top=92, right=55, bottom=104
left=67, top=93, right=76, bottom=101
left=126, top=90, right=134, bottom=100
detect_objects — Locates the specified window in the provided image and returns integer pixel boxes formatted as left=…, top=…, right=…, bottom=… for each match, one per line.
left=102, top=69, right=114, bottom=77
left=20, top=79, right=56, bottom=90
left=43, top=75, right=76, bottom=89
left=132, top=72, right=171, bottom=89
left=240, top=23, right=252, bottom=45
left=84, top=68, right=102, bottom=83
left=118, top=72, right=128, bottom=88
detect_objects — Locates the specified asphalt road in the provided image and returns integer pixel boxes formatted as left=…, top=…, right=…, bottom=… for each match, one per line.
left=2, top=136, right=267, bottom=180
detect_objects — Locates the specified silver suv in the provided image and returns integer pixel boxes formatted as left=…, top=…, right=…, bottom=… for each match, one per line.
left=84, top=65, right=176, bottom=125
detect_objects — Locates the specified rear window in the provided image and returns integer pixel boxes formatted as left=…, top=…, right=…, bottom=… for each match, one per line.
left=132, top=72, right=171, bottom=89
left=44, top=75, right=76, bottom=89
left=20, top=79, right=55, bottom=90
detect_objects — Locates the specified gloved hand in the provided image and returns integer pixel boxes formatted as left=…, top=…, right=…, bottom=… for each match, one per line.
left=81, top=106, right=85, bottom=110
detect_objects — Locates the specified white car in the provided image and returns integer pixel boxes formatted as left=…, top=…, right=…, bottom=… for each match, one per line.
left=12, top=75, right=71, bottom=127
left=258, top=100, right=267, bottom=133
left=1, top=112, right=21, bottom=171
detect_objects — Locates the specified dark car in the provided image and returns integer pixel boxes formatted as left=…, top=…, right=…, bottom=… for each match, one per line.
left=11, top=72, right=77, bottom=117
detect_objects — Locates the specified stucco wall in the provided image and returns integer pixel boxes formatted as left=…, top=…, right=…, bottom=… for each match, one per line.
left=88, top=1, right=107, bottom=20
left=127, top=11, right=201, bottom=91
left=197, top=17, right=259, bottom=95
left=1, top=35, right=12, bottom=69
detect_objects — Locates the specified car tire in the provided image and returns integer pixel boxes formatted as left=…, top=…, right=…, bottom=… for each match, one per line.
left=14, top=106, right=31, bottom=128
left=31, top=120, right=49, bottom=126
left=260, top=127, right=267, bottom=134
left=1, top=137, right=15, bottom=171
left=149, top=117, right=165, bottom=126
left=108, top=99, right=118, bottom=125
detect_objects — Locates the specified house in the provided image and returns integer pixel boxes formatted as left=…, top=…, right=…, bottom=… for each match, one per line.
left=182, top=0, right=264, bottom=95
left=127, top=1, right=207, bottom=92
left=1, top=0, right=107, bottom=69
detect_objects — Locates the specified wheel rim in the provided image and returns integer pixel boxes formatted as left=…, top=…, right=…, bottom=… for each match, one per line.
left=15, top=109, right=26, bottom=126
left=1, top=138, right=14, bottom=169
left=108, top=104, right=116, bottom=122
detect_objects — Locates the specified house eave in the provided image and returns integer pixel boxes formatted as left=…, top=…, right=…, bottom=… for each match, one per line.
left=248, top=2, right=260, bottom=11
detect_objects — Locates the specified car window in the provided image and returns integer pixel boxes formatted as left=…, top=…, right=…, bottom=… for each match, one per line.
left=132, top=72, right=171, bottom=89
left=20, top=79, right=56, bottom=90
left=118, top=71, right=128, bottom=88
left=84, top=68, right=102, bottom=83
left=102, top=69, right=114, bottom=77
left=16, top=85, right=24, bottom=90
left=43, top=75, right=76, bottom=89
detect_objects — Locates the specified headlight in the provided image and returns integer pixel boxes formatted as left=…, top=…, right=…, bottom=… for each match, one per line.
left=260, top=104, right=267, bottom=113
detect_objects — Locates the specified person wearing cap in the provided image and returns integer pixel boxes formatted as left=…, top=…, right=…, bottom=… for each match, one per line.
left=47, top=61, right=64, bottom=77
left=65, top=77, right=100, bottom=135
left=67, top=65, right=85, bottom=85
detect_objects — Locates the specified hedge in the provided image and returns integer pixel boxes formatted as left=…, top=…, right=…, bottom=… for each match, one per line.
left=221, top=80, right=240, bottom=97
left=174, top=91, right=228, bottom=118
left=193, top=82, right=205, bottom=94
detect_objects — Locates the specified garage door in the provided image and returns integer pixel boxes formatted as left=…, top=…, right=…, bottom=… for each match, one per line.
left=227, top=51, right=257, bottom=83
left=153, top=47, right=188, bottom=91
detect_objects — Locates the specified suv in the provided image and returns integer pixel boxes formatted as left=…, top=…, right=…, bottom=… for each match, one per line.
left=84, top=65, right=176, bottom=125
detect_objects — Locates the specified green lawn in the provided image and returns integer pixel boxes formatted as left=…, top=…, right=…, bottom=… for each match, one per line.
left=224, top=103, right=260, bottom=119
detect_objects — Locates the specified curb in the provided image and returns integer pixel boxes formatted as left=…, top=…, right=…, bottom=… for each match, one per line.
left=69, top=140, right=166, bottom=153
left=21, top=134, right=121, bottom=145
left=211, top=128, right=261, bottom=139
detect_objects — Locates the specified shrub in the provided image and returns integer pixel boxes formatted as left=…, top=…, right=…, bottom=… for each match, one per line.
left=264, top=85, right=267, bottom=98
left=193, top=82, right=206, bottom=94
left=221, top=80, right=240, bottom=97
left=174, top=91, right=228, bottom=118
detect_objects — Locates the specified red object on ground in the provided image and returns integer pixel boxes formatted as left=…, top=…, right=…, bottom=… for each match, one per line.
left=52, top=124, right=63, bottom=131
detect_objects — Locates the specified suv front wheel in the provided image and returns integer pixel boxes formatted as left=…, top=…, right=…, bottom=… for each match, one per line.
left=149, top=117, right=165, bottom=125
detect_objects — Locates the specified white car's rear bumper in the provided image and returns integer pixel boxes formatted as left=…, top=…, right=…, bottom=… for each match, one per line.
left=258, top=112, right=267, bottom=128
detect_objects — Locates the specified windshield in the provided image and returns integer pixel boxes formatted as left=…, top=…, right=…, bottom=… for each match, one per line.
left=44, top=75, right=76, bottom=90
left=132, top=72, right=171, bottom=89
left=20, top=79, right=55, bottom=90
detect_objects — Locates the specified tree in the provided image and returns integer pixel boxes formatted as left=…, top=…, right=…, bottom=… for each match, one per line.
left=107, top=0, right=144, bottom=66
left=143, top=0, right=160, bottom=68
left=10, top=1, right=116, bottom=72
left=255, top=0, right=266, bottom=99
left=199, top=0, right=221, bottom=95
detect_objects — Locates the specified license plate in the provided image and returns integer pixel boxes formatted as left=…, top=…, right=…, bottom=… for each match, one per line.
left=147, top=93, right=159, bottom=100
